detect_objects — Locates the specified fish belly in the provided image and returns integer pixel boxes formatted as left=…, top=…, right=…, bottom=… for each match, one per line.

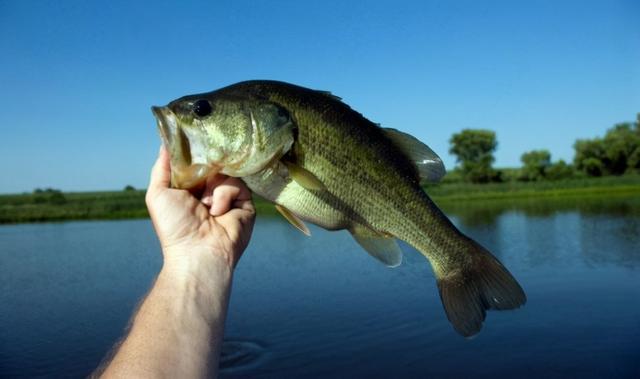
left=242, top=163, right=350, bottom=230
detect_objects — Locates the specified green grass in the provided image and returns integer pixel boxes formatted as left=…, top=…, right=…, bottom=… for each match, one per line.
left=427, top=174, right=640, bottom=202
left=0, top=190, right=148, bottom=224
left=1, top=175, right=639, bottom=224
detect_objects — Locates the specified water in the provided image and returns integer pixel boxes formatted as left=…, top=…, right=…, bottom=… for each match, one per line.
left=1, top=197, right=639, bottom=378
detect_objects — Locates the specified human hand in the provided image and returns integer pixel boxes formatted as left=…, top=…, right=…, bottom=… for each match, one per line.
left=145, top=146, right=256, bottom=272
left=98, top=146, right=253, bottom=378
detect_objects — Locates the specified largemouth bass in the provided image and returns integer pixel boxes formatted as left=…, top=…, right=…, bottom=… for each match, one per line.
left=151, top=80, right=526, bottom=336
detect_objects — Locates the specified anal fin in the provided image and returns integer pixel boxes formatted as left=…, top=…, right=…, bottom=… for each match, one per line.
left=275, top=204, right=311, bottom=236
left=350, top=225, right=402, bottom=267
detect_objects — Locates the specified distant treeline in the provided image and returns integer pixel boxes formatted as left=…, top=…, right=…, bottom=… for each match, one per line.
left=3, top=175, right=640, bottom=224
left=0, top=189, right=148, bottom=223
left=448, top=113, right=640, bottom=183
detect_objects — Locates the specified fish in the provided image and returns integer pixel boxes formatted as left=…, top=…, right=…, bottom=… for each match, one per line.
left=151, top=80, right=526, bottom=337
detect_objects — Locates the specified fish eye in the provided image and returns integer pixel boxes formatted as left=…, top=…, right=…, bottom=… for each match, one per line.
left=277, top=106, right=289, bottom=120
left=192, top=99, right=213, bottom=117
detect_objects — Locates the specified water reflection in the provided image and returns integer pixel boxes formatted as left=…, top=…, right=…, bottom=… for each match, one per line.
left=579, top=215, right=640, bottom=269
left=439, top=196, right=640, bottom=226
left=438, top=195, right=640, bottom=269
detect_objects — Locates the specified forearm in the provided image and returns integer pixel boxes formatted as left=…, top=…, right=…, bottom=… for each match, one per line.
left=101, top=251, right=233, bottom=378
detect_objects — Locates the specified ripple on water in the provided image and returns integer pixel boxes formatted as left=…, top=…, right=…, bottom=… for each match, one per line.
left=219, top=339, right=269, bottom=374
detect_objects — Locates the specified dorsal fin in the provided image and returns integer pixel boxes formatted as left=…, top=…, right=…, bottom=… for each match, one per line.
left=383, top=128, right=446, bottom=183
left=315, top=90, right=342, bottom=101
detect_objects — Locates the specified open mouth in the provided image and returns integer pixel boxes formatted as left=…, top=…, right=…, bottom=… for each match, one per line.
left=151, top=106, right=216, bottom=189
left=151, top=106, right=181, bottom=157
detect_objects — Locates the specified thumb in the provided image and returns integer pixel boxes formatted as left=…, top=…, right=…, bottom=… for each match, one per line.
left=148, top=146, right=171, bottom=194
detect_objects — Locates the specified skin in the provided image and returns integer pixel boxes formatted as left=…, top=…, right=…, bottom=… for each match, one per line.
left=95, top=146, right=255, bottom=378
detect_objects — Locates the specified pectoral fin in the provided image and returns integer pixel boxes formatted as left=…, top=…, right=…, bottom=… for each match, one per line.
left=350, top=225, right=402, bottom=267
left=383, top=128, right=446, bottom=183
left=283, top=161, right=325, bottom=191
left=275, top=204, right=311, bottom=236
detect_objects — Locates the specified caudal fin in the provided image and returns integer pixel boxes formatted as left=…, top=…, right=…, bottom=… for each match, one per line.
left=436, top=241, right=526, bottom=337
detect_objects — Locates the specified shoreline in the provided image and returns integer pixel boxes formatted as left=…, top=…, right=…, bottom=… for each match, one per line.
left=2, top=175, right=639, bottom=224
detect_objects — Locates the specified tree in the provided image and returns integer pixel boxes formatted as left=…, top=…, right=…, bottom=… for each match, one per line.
left=449, top=129, right=499, bottom=183
left=582, top=157, right=604, bottom=176
left=630, top=113, right=640, bottom=173
left=573, top=114, right=640, bottom=176
left=545, top=159, right=574, bottom=180
left=574, top=138, right=606, bottom=176
left=124, top=185, right=136, bottom=191
left=32, top=188, right=66, bottom=204
left=603, top=123, right=640, bottom=175
left=520, top=149, right=551, bottom=181
left=628, top=148, right=640, bottom=173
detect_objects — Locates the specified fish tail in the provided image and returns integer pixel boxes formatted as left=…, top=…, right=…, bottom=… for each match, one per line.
left=434, top=238, right=526, bottom=337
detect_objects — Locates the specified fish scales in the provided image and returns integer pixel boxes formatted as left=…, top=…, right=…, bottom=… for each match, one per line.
left=256, top=83, right=461, bottom=267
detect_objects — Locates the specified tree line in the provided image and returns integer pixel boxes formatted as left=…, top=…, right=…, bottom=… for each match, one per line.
left=448, top=113, right=640, bottom=183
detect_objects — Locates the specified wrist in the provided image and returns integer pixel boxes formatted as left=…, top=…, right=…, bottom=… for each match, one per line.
left=105, top=246, right=233, bottom=378
left=160, top=246, right=234, bottom=288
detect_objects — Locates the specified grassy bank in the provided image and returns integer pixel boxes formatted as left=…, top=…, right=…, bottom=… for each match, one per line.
left=0, top=190, right=148, bottom=224
left=1, top=175, right=639, bottom=224
left=427, top=174, right=640, bottom=202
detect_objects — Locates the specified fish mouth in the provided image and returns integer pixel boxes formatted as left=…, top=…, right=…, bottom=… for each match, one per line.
left=151, top=106, right=217, bottom=189
left=151, top=106, right=179, bottom=154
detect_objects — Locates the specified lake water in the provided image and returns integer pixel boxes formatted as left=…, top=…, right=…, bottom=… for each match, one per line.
left=1, top=196, right=639, bottom=378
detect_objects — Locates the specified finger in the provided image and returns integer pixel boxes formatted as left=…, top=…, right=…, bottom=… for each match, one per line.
left=232, top=197, right=255, bottom=213
left=217, top=201, right=256, bottom=256
left=210, top=177, right=252, bottom=216
left=201, top=174, right=228, bottom=207
left=220, top=197, right=256, bottom=225
left=233, top=199, right=256, bottom=228
left=148, top=145, right=171, bottom=194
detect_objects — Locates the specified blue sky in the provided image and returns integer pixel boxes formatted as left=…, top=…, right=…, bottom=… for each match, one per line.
left=0, top=0, right=638, bottom=193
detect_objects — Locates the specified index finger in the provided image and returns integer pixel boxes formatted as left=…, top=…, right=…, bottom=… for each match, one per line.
left=208, top=176, right=252, bottom=216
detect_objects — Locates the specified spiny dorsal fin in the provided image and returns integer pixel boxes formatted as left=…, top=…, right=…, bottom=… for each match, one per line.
left=383, top=128, right=446, bottom=183
left=315, top=90, right=342, bottom=101
left=350, top=225, right=402, bottom=267
left=275, top=204, right=311, bottom=236
left=283, top=161, right=325, bottom=191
